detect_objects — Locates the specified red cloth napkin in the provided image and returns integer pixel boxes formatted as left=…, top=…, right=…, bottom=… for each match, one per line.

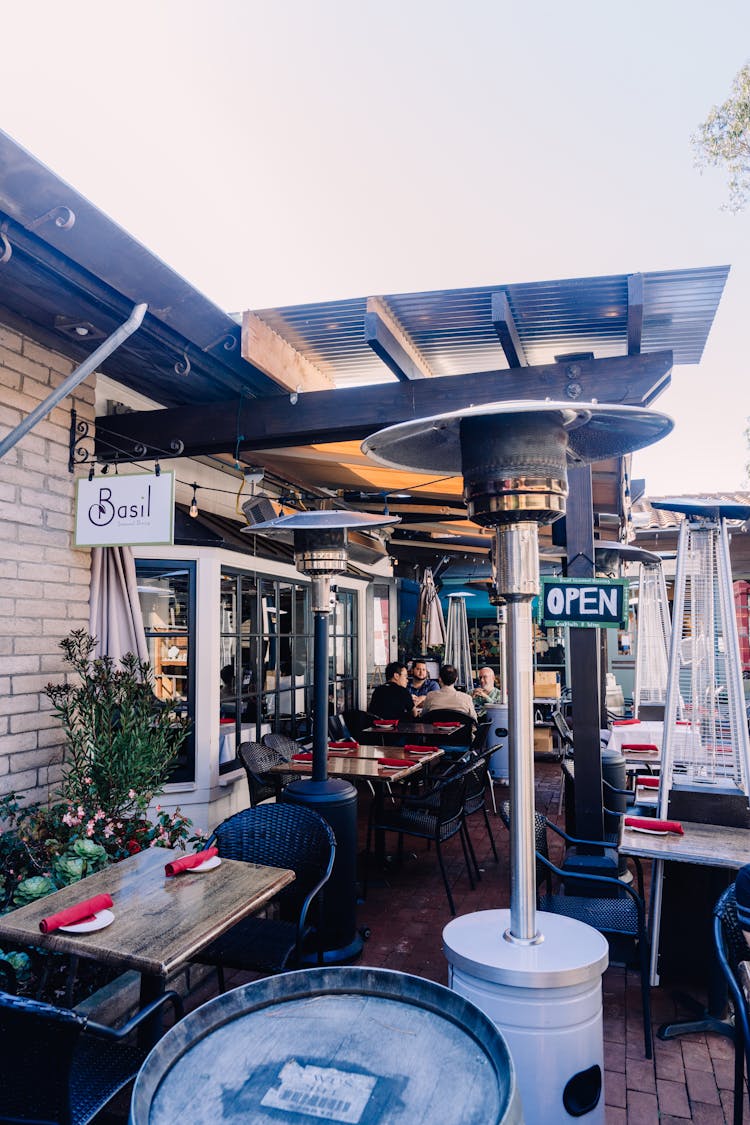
left=621, top=743, right=659, bottom=752
left=432, top=721, right=461, bottom=729
left=374, top=719, right=399, bottom=727
left=613, top=719, right=641, bottom=726
left=404, top=744, right=441, bottom=753
left=39, top=893, right=113, bottom=933
left=625, top=816, right=684, bottom=834
left=292, top=752, right=313, bottom=762
left=164, top=847, right=219, bottom=877
left=636, top=776, right=660, bottom=788
left=379, top=757, right=414, bottom=768
left=329, top=741, right=359, bottom=749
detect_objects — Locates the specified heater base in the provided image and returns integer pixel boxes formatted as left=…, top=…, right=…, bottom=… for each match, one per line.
left=282, top=778, right=363, bottom=964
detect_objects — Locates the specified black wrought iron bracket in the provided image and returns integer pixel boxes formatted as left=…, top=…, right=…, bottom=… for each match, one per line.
left=68, top=408, right=91, bottom=473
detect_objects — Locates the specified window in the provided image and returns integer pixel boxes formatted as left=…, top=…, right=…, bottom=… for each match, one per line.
left=136, top=561, right=196, bottom=783
left=220, top=569, right=313, bottom=772
left=329, top=587, right=358, bottom=716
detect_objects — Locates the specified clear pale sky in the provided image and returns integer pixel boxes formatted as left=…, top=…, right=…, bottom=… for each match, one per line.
left=1, top=1, right=748, bottom=495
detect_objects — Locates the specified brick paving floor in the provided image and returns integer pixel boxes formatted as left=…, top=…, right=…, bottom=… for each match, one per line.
left=124, top=761, right=748, bottom=1124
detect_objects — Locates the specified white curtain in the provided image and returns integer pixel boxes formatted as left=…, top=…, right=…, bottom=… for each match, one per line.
left=88, top=546, right=149, bottom=663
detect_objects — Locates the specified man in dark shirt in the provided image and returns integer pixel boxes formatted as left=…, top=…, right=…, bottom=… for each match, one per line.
left=369, top=661, right=416, bottom=720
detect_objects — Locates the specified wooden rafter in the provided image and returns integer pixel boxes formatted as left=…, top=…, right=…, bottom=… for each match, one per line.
left=627, top=273, right=644, bottom=356
left=241, top=311, right=334, bottom=392
left=490, top=291, right=527, bottom=367
left=364, top=296, right=434, bottom=380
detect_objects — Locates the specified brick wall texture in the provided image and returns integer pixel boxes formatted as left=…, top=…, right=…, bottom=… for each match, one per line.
left=0, top=319, right=94, bottom=803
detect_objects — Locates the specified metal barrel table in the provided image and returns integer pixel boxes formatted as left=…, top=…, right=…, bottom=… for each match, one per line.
left=130, top=967, right=522, bottom=1124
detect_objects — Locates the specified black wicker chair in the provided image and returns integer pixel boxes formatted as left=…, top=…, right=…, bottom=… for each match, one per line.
left=193, top=804, right=336, bottom=987
left=461, top=749, right=499, bottom=880
left=238, top=741, right=288, bottom=806
left=363, top=768, right=473, bottom=916
left=499, top=800, right=652, bottom=1058
left=420, top=708, right=476, bottom=748
left=342, top=709, right=379, bottom=742
left=714, top=886, right=750, bottom=1125
left=263, top=731, right=307, bottom=758
left=0, top=988, right=182, bottom=1124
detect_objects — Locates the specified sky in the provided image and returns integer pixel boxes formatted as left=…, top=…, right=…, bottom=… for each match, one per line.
left=0, top=0, right=748, bottom=496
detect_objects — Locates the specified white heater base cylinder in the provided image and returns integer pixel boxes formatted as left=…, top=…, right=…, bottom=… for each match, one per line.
left=444, top=909, right=609, bottom=1123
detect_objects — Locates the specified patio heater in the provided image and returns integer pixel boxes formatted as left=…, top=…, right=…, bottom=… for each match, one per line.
left=632, top=551, right=673, bottom=721
left=363, top=400, right=672, bottom=1122
left=444, top=591, right=475, bottom=691
left=243, top=509, right=398, bottom=962
left=653, top=498, right=750, bottom=827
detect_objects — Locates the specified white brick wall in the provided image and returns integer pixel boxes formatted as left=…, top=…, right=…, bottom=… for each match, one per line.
left=0, top=319, right=93, bottom=803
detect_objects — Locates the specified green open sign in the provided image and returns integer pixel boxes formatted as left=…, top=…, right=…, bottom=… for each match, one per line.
left=540, top=577, right=629, bottom=629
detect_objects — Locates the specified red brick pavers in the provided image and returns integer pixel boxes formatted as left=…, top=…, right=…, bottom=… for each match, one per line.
left=210, top=763, right=744, bottom=1123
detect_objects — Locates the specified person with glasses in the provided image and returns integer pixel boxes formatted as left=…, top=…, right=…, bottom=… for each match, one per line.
left=369, top=661, right=417, bottom=720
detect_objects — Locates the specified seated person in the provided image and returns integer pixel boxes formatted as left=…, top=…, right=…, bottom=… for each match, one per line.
left=420, top=664, right=478, bottom=724
left=472, top=665, right=503, bottom=719
left=409, top=659, right=439, bottom=712
left=369, top=661, right=417, bottom=721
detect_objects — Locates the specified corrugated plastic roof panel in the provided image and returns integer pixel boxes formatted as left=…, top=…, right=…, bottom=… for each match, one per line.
left=253, top=266, right=728, bottom=389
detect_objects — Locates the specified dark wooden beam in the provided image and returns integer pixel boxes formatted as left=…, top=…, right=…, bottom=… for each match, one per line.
left=627, top=273, right=644, bottom=355
left=566, top=465, right=605, bottom=843
left=95, top=350, right=673, bottom=462
left=364, top=306, right=430, bottom=381
left=490, top=291, right=527, bottom=367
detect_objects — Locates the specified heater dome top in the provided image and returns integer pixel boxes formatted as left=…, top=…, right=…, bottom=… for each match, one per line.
left=593, top=540, right=662, bottom=566
left=361, top=399, right=673, bottom=474
left=651, top=497, right=750, bottom=522
left=241, top=509, right=400, bottom=534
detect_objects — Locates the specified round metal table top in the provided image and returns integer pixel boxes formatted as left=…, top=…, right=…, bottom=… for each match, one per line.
left=130, top=967, right=521, bottom=1125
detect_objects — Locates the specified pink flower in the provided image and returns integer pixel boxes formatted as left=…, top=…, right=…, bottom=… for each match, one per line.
left=103, top=824, right=114, bottom=838
left=128, top=789, right=137, bottom=800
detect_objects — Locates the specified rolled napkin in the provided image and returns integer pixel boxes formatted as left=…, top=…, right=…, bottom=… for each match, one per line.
left=635, top=776, right=660, bottom=789
left=612, top=718, right=641, bottom=726
left=373, top=719, right=399, bottom=728
left=378, top=757, right=414, bottom=769
left=164, top=847, right=219, bottom=877
left=328, top=741, right=359, bottom=749
left=404, top=744, right=441, bottom=753
left=292, top=752, right=313, bottom=762
left=624, top=816, right=684, bottom=835
left=432, top=721, right=461, bottom=729
left=40, top=893, right=113, bottom=933
left=621, top=743, right=659, bottom=753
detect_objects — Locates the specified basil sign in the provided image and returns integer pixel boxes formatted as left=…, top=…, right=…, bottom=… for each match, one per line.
left=540, top=577, right=629, bottom=630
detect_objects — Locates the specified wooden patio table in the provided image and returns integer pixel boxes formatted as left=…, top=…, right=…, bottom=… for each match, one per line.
left=0, top=845, right=294, bottom=1042
left=620, top=819, right=750, bottom=1040
left=362, top=721, right=467, bottom=746
left=272, top=748, right=444, bottom=867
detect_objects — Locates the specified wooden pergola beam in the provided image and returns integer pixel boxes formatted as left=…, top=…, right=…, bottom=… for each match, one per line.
left=364, top=296, right=434, bottom=381
left=241, top=311, right=335, bottom=392
left=95, top=349, right=673, bottom=462
left=491, top=291, right=527, bottom=367
left=627, top=273, right=644, bottom=356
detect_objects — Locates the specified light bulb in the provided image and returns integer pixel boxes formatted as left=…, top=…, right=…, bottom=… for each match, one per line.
left=189, top=484, right=199, bottom=518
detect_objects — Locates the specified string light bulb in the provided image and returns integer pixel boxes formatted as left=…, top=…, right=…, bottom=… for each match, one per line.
left=189, top=483, right=199, bottom=519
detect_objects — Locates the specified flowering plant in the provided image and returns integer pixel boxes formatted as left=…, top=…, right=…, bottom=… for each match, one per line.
left=46, top=629, right=189, bottom=821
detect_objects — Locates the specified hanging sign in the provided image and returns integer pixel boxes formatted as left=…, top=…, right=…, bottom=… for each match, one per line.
left=74, top=472, right=175, bottom=547
left=539, top=576, right=629, bottom=629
